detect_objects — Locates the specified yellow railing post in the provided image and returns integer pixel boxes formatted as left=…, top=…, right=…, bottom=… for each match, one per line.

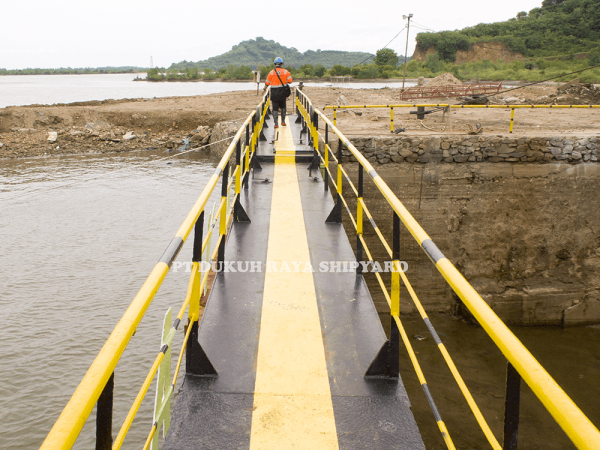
left=217, top=164, right=229, bottom=265
left=235, top=142, right=241, bottom=196
left=390, top=107, right=394, bottom=132
left=313, top=112, right=319, bottom=153
left=391, top=264, right=400, bottom=317
left=188, top=262, right=201, bottom=321
left=356, top=165, right=364, bottom=274
left=244, top=144, right=250, bottom=176
left=219, top=196, right=227, bottom=237
left=357, top=165, right=363, bottom=237
left=510, top=108, right=515, bottom=133
left=391, top=213, right=400, bottom=318
left=337, top=152, right=343, bottom=196
left=250, top=117, right=255, bottom=156
left=302, top=97, right=306, bottom=122
left=333, top=108, right=337, bottom=126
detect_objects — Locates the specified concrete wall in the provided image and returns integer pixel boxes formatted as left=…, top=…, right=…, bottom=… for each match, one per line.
left=334, top=154, right=600, bottom=327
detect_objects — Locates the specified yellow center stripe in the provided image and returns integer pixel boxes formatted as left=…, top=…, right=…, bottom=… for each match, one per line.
left=273, top=124, right=297, bottom=159
left=249, top=125, right=339, bottom=449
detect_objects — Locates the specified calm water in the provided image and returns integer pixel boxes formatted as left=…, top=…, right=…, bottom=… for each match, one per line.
left=0, top=151, right=224, bottom=449
left=0, top=73, right=416, bottom=108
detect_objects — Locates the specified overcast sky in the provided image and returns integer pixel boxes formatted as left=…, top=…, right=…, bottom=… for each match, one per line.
left=2, top=0, right=544, bottom=70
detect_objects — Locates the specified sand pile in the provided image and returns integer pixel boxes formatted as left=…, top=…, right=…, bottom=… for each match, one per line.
left=426, top=73, right=463, bottom=86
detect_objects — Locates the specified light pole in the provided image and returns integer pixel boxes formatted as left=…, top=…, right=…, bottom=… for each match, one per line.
left=402, top=13, right=413, bottom=90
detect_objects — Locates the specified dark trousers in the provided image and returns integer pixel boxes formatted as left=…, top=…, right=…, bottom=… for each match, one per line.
left=271, top=96, right=286, bottom=125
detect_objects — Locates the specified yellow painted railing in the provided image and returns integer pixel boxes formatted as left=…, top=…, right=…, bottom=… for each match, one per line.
left=324, top=103, right=600, bottom=133
left=298, top=89, right=600, bottom=450
left=40, top=92, right=271, bottom=450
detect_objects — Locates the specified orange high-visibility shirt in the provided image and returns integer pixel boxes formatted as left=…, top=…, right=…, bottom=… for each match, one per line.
left=265, top=68, right=293, bottom=86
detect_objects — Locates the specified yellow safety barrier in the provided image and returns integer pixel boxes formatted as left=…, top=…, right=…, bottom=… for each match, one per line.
left=297, top=89, right=600, bottom=450
left=324, top=103, right=600, bottom=133
left=40, top=91, right=271, bottom=450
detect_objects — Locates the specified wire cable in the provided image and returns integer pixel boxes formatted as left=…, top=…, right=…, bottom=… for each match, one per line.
left=354, top=26, right=407, bottom=67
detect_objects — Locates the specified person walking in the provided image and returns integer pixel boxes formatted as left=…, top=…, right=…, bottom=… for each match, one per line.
left=263, top=57, right=293, bottom=128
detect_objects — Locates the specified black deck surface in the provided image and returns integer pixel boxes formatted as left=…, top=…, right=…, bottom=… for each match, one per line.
left=163, top=116, right=424, bottom=449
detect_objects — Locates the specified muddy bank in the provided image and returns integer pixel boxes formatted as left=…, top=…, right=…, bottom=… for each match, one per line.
left=5, top=84, right=598, bottom=159
left=0, top=91, right=263, bottom=158
left=338, top=162, right=600, bottom=326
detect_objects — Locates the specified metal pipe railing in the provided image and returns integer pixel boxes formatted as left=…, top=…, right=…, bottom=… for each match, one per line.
left=299, top=88, right=600, bottom=450
left=41, top=91, right=270, bottom=450
left=323, top=103, right=600, bottom=133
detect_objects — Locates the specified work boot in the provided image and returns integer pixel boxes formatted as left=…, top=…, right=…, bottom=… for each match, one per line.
left=274, top=124, right=279, bottom=128
left=281, top=121, right=287, bottom=126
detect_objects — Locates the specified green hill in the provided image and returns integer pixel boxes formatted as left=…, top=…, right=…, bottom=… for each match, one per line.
left=170, top=37, right=375, bottom=70
left=415, top=0, right=600, bottom=62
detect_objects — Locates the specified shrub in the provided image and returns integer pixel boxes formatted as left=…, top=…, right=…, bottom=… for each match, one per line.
left=330, top=64, right=351, bottom=76
left=166, top=68, right=180, bottom=80
left=424, top=53, right=444, bottom=73
left=231, top=65, right=252, bottom=79
left=416, top=31, right=470, bottom=62
left=589, top=48, right=600, bottom=65
left=356, top=65, right=381, bottom=79
left=374, top=48, right=399, bottom=66
left=312, top=64, right=326, bottom=77
left=146, top=68, right=165, bottom=81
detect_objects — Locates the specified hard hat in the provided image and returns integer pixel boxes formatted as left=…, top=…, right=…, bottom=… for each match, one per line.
left=274, top=57, right=283, bottom=65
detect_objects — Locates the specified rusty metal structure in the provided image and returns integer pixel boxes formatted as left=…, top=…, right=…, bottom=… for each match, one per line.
left=400, top=82, right=503, bottom=100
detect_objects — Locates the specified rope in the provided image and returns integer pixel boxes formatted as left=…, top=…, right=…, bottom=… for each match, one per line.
left=420, top=120, right=447, bottom=132
left=155, top=136, right=234, bottom=161
left=2, top=136, right=237, bottom=204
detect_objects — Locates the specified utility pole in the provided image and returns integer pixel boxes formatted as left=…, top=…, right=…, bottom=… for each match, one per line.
left=402, top=14, right=413, bottom=91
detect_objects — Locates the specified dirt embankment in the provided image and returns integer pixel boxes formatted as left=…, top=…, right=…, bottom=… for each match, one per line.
left=0, top=88, right=432, bottom=158
left=412, top=41, right=525, bottom=64
left=1, top=85, right=599, bottom=159
left=455, top=42, right=525, bottom=64
left=0, top=92, right=260, bottom=158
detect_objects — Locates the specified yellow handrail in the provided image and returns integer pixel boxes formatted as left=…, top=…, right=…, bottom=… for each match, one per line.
left=41, top=91, right=270, bottom=450
left=315, top=124, right=501, bottom=449
left=298, top=89, right=600, bottom=450
left=323, top=102, right=600, bottom=132
left=324, top=104, right=600, bottom=108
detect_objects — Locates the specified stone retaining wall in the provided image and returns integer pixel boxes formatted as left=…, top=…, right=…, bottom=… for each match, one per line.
left=342, top=135, right=600, bottom=165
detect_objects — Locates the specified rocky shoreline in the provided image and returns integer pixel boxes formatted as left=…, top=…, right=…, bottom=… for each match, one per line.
left=0, top=122, right=216, bottom=159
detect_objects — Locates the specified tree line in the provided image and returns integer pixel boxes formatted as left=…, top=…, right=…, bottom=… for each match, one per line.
left=147, top=49, right=408, bottom=81
left=0, top=67, right=146, bottom=75
left=147, top=45, right=600, bottom=84
left=415, top=0, right=600, bottom=62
